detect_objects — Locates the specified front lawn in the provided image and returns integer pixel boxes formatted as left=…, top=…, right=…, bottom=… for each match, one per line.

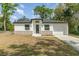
left=0, top=33, right=79, bottom=56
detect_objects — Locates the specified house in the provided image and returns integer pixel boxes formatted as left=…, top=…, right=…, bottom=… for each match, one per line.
left=13, top=18, right=68, bottom=36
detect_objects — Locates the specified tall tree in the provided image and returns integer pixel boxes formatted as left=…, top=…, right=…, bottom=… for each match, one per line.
left=34, top=5, right=53, bottom=19
left=1, top=3, right=18, bottom=31
left=0, top=15, right=3, bottom=30
left=64, top=4, right=79, bottom=32
left=54, top=4, right=65, bottom=20
left=54, top=3, right=79, bottom=33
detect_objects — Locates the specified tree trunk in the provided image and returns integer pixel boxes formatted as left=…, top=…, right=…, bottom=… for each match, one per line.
left=3, top=14, right=6, bottom=31
left=3, top=19, right=6, bottom=31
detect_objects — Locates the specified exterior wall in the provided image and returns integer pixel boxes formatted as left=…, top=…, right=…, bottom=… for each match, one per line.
left=32, top=20, right=42, bottom=36
left=14, top=22, right=68, bottom=36
left=53, top=23, right=68, bottom=35
left=41, top=31, right=52, bottom=36
left=14, top=31, right=32, bottom=35
left=41, top=23, right=68, bottom=35
left=14, top=23, right=33, bottom=35
left=41, top=23, right=53, bottom=35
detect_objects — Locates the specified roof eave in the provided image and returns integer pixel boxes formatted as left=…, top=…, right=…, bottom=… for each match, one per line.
left=13, top=22, right=31, bottom=24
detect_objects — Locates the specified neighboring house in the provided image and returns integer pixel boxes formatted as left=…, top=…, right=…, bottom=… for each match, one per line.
left=14, top=18, right=68, bottom=36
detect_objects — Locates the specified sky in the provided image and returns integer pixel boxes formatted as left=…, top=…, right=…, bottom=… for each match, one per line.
left=0, top=3, right=57, bottom=22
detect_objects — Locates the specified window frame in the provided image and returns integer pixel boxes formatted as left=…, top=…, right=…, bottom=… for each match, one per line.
left=44, top=25, right=50, bottom=30
left=25, top=25, right=30, bottom=30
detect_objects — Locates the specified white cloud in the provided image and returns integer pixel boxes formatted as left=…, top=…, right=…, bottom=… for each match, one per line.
left=32, top=15, right=40, bottom=18
left=11, top=15, right=18, bottom=22
left=16, top=8, right=24, bottom=15
left=32, top=10, right=40, bottom=18
left=20, top=4, right=24, bottom=9
left=32, top=10, right=34, bottom=14
left=11, top=15, right=18, bottom=20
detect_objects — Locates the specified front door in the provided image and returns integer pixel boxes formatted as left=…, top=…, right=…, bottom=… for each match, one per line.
left=36, top=25, right=39, bottom=33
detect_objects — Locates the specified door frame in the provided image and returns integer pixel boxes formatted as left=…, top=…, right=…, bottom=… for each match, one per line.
left=32, top=24, right=41, bottom=36
left=36, top=24, right=40, bottom=34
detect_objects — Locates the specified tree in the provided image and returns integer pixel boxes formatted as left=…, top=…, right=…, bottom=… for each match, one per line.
left=34, top=5, right=53, bottom=19
left=54, top=3, right=79, bottom=33
left=54, top=4, right=65, bottom=20
left=1, top=3, right=18, bottom=31
left=0, top=15, right=3, bottom=30
left=63, top=4, right=79, bottom=33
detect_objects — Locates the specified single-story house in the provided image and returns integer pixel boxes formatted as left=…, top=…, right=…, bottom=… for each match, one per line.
left=14, top=18, right=68, bottom=36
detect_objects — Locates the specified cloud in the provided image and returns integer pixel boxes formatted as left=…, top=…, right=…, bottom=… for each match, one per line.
left=32, top=15, right=40, bottom=18
left=32, top=10, right=40, bottom=18
left=16, top=8, right=24, bottom=15
left=32, top=10, right=34, bottom=14
left=10, top=15, right=18, bottom=22
left=20, top=4, right=24, bottom=9
left=11, top=15, right=18, bottom=20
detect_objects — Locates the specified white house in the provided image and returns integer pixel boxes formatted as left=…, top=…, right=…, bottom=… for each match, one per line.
left=14, top=18, right=68, bottom=36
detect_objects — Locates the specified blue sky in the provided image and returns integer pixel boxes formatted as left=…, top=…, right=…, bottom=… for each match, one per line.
left=0, top=3, right=57, bottom=22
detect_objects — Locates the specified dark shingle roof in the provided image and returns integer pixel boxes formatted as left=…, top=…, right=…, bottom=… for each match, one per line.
left=43, top=19, right=66, bottom=23
left=14, top=18, right=31, bottom=23
left=14, top=18, right=67, bottom=24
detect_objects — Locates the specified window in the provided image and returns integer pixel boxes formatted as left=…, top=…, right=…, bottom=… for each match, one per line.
left=44, top=25, right=49, bottom=30
left=25, top=25, right=29, bottom=30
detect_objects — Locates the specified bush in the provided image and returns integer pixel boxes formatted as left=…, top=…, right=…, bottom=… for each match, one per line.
left=70, top=31, right=79, bottom=35
left=7, top=24, right=14, bottom=32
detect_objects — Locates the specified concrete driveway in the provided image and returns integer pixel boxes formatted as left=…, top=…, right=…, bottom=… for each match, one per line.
left=55, top=35, right=79, bottom=51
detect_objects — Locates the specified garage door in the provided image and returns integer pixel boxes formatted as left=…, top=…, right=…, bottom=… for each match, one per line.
left=53, top=24, right=64, bottom=35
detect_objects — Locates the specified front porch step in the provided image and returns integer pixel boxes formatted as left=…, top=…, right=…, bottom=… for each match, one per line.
left=32, top=34, right=41, bottom=37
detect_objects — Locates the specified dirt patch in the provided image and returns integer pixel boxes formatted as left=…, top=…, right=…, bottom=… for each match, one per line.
left=0, top=32, right=79, bottom=56
left=0, top=32, right=37, bottom=49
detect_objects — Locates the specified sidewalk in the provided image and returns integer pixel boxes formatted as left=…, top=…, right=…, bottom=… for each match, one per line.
left=55, top=35, right=79, bottom=51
